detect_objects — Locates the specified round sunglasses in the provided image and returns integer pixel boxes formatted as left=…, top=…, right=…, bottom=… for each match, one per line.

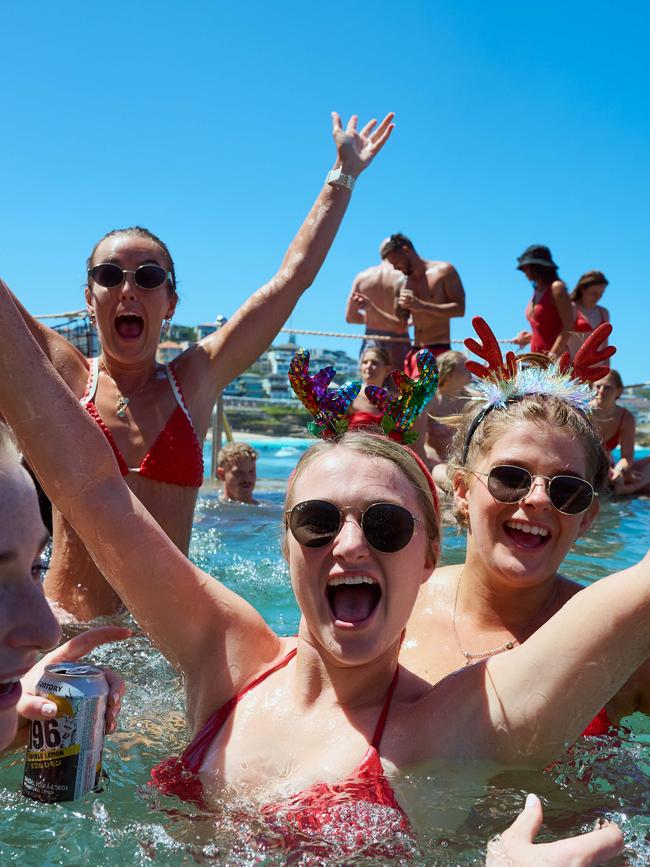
left=88, top=263, right=172, bottom=291
left=286, top=500, right=418, bottom=553
left=472, top=465, right=596, bottom=515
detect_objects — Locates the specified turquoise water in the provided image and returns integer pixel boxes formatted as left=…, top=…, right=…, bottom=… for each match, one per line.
left=1, top=439, right=649, bottom=864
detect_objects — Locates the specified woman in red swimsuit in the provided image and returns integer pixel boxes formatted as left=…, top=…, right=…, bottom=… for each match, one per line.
left=347, top=346, right=392, bottom=429
left=404, top=336, right=650, bottom=734
left=567, top=270, right=610, bottom=360
left=0, top=291, right=644, bottom=860
left=1, top=111, right=394, bottom=620
left=591, top=370, right=650, bottom=495
left=512, top=245, right=574, bottom=358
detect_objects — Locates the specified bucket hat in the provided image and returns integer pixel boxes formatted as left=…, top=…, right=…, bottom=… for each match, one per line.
left=516, top=244, right=558, bottom=270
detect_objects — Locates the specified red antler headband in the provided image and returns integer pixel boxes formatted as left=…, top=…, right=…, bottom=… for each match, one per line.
left=461, top=317, right=616, bottom=463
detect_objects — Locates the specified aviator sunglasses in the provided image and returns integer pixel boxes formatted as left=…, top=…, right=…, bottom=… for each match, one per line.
left=472, top=465, right=596, bottom=515
left=88, top=262, right=172, bottom=291
left=286, top=500, right=418, bottom=553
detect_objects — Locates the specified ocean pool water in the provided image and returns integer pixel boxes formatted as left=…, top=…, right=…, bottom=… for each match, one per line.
left=1, top=439, right=648, bottom=865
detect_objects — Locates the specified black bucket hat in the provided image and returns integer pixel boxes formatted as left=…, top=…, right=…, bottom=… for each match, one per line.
left=516, top=244, right=558, bottom=270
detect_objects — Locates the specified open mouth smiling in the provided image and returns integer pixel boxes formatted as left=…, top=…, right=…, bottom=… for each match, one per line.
left=326, top=575, right=382, bottom=627
left=115, top=313, right=145, bottom=339
left=503, top=520, right=550, bottom=550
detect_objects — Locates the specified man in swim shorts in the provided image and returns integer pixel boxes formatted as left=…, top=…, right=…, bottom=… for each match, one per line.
left=381, top=233, right=466, bottom=377
left=345, top=239, right=411, bottom=371
left=217, top=442, right=259, bottom=504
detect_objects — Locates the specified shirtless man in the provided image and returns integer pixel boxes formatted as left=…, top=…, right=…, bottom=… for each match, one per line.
left=345, top=238, right=410, bottom=370
left=381, top=233, right=465, bottom=377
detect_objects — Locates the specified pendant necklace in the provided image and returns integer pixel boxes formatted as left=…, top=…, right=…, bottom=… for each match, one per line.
left=451, top=570, right=556, bottom=665
left=99, top=359, right=162, bottom=419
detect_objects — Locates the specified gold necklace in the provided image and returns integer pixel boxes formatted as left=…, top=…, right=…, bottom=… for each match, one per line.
left=99, top=359, right=162, bottom=419
left=452, top=570, right=517, bottom=665
left=452, top=571, right=559, bottom=665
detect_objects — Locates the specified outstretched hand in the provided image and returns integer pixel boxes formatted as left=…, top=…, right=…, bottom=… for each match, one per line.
left=486, top=793, right=624, bottom=866
left=17, top=626, right=131, bottom=735
left=331, top=112, right=394, bottom=177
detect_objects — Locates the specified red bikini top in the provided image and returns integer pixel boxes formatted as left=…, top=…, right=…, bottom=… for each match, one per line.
left=149, top=649, right=411, bottom=850
left=574, top=306, right=606, bottom=334
left=347, top=409, right=384, bottom=430
left=81, top=358, right=204, bottom=488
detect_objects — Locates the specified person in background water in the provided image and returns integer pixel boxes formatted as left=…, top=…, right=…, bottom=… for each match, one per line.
left=217, top=442, right=258, bottom=505
left=512, top=244, right=573, bottom=357
left=380, top=233, right=466, bottom=377
left=1, top=110, right=394, bottom=620
left=591, top=370, right=650, bottom=495
left=0, top=423, right=126, bottom=753
left=567, top=269, right=610, bottom=360
left=345, top=239, right=410, bottom=371
left=347, top=346, right=393, bottom=429
left=424, top=349, right=472, bottom=490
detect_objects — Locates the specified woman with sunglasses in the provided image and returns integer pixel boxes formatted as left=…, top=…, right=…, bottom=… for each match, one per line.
left=403, top=346, right=650, bottom=732
left=2, top=111, right=394, bottom=621
left=0, top=287, right=643, bottom=861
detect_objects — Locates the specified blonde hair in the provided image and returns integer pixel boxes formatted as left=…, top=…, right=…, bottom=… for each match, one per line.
left=436, top=350, right=468, bottom=388
left=283, top=431, right=440, bottom=561
left=448, top=395, right=609, bottom=526
left=217, top=441, right=257, bottom=469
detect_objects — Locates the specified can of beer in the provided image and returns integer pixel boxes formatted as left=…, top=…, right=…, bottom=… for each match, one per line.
left=22, top=662, right=109, bottom=803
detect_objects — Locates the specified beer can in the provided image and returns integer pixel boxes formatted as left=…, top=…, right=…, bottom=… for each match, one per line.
left=22, top=662, right=109, bottom=803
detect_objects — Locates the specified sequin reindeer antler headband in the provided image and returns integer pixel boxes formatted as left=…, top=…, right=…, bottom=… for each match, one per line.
left=461, top=316, right=616, bottom=463
left=288, top=348, right=439, bottom=443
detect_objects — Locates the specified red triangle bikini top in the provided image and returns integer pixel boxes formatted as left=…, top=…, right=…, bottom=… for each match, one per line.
left=150, top=649, right=412, bottom=847
left=80, top=358, right=204, bottom=488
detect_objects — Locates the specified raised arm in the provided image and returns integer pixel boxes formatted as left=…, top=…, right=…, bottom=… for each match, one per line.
left=0, top=280, right=87, bottom=388
left=482, top=555, right=650, bottom=764
left=0, top=284, right=279, bottom=693
left=180, top=112, right=394, bottom=408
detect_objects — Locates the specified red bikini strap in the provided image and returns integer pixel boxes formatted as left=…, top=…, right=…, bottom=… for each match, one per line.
left=371, top=665, right=400, bottom=750
left=236, top=647, right=297, bottom=701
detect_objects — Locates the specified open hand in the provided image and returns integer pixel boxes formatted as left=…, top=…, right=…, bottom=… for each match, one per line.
left=487, top=794, right=623, bottom=866
left=17, top=626, right=131, bottom=735
left=331, top=112, right=394, bottom=177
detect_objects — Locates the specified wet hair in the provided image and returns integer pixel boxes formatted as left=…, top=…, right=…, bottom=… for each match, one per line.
left=360, top=346, right=392, bottom=368
left=570, top=270, right=609, bottom=303
left=448, top=394, right=610, bottom=527
left=283, top=431, right=440, bottom=562
left=86, top=227, right=178, bottom=297
left=217, top=441, right=257, bottom=469
left=436, top=351, right=468, bottom=389
left=380, top=233, right=414, bottom=258
left=526, top=263, right=559, bottom=285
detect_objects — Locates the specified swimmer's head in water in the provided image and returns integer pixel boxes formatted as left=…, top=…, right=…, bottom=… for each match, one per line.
left=282, top=431, right=440, bottom=564
left=87, top=227, right=178, bottom=299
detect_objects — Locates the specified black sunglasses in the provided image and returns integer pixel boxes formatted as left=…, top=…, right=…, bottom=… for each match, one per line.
left=472, top=465, right=596, bottom=515
left=88, top=262, right=172, bottom=291
left=286, top=500, right=417, bottom=553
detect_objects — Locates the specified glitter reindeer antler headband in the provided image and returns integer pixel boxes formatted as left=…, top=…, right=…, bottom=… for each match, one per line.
left=289, top=348, right=439, bottom=444
left=461, top=316, right=616, bottom=463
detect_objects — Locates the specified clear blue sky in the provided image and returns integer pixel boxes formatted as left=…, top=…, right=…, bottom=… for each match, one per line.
left=1, top=1, right=648, bottom=383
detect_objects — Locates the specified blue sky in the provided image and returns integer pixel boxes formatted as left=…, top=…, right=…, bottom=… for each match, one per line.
left=1, top=1, right=648, bottom=383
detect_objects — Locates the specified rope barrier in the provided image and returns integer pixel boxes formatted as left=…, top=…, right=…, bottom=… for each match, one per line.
left=278, top=327, right=517, bottom=345
left=35, top=309, right=86, bottom=320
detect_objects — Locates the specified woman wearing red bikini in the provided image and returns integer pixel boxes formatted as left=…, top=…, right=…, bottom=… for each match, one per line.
left=567, top=269, right=610, bottom=360
left=2, top=111, right=395, bottom=620
left=512, top=244, right=574, bottom=358
left=591, top=369, right=650, bottom=495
